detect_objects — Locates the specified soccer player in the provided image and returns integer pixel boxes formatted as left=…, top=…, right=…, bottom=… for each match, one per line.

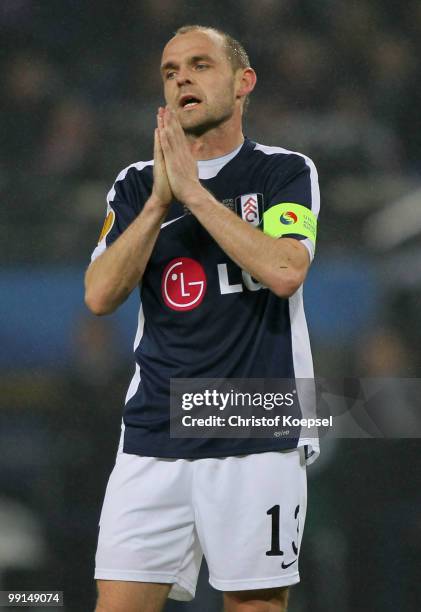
left=85, top=25, right=320, bottom=612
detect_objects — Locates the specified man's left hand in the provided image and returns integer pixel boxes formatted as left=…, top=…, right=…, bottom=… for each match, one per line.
left=157, top=106, right=204, bottom=206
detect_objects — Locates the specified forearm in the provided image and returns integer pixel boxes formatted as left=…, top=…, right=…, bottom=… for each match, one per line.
left=186, top=188, right=309, bottom=297
left=85, top=195, right=167, bottom=315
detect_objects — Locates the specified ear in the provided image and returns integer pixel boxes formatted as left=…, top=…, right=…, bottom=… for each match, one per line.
left=236, top=67, right=257, bottom=100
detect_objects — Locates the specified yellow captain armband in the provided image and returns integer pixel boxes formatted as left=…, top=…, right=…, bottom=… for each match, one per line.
left=263, top=202, right=317, bottom=247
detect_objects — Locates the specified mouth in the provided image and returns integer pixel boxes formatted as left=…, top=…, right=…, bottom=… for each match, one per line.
left=179, top=94, right=202, bottom=110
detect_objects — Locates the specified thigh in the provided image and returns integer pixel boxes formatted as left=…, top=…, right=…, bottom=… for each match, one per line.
left=95, top=452, right=202, bottom=602
left=224, top=586, right=289, bottom=612
left=194, top=448, right=307, bottom=593
left=95, top=579, right=170, bottom=612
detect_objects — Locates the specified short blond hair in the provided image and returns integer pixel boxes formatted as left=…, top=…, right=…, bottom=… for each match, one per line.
left=174, top=25, right=252, bottom=111
left=175, top=25, right=250, bottom=72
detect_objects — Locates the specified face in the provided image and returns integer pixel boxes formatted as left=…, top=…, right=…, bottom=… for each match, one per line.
left=161, top=31, right=239, bottom=136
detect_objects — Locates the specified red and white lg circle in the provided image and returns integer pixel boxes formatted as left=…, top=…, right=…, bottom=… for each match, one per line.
left=162, top=257, right=207, bottom=311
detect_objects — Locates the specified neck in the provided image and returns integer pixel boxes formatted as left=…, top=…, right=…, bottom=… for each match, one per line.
left=186, top=114, right=244, bottom=161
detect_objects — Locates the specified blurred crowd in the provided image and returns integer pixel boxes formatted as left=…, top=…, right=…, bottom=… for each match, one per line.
left=1, top=0, right=421, bottom=263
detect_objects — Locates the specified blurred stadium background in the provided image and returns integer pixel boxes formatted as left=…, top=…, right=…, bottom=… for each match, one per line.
left=1, top=1, right=420, bottom=610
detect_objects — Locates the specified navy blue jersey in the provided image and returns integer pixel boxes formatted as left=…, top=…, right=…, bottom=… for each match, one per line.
left=91, top=138, right=320, bottom=461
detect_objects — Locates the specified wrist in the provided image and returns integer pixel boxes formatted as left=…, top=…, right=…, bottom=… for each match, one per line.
left=147, top=192, right=171, bottom=213
left=182, top=183, right=211, bottom=210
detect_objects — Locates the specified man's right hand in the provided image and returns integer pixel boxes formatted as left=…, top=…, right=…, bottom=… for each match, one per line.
left=151, top=109, right=173, bottom=208
left=85, top=112, right=174, bottom=316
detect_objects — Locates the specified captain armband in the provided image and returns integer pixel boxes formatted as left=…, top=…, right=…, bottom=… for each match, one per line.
left=263, top=203, right=317, bottom=248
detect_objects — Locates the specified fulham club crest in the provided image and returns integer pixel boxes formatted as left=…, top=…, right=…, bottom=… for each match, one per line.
left=235, top=193, right=264, bottom=227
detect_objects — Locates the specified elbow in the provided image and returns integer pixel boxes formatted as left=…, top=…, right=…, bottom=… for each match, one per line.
left=84, top=282, right=129, bottom=315
left=84, top=265, right=119, bottom=315
left=84, top=276, right=116, bottom=316
left=270, top=269, right=305, bottom=299
left=84, top=289, right=113, bottom=316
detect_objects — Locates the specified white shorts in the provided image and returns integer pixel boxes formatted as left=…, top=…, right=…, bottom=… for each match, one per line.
left=95, top=443, right=307, bottom=601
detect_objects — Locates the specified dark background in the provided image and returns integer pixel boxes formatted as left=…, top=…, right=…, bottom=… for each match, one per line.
left=1, top=1, right=420, bottom=610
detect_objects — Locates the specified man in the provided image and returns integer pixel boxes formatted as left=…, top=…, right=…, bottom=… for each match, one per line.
left=85, top=25, right=320, bottom=612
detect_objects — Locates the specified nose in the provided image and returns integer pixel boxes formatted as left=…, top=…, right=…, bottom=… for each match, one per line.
left=175, top=67, right=193, bottom=87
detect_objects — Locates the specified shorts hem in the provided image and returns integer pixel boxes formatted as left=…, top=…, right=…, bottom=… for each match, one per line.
left=209, top=572, right=300, bottom=592
left=94, top=569, right=195, bottom=601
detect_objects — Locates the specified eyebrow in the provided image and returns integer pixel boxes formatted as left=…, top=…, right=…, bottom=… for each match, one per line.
left=160, top=54, right=215, bottom=73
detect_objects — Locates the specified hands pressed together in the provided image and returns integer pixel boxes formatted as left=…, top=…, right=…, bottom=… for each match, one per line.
left=153, top=106, right=203, bottom=209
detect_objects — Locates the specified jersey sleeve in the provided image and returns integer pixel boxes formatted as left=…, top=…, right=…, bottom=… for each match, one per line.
left=90, top=165, right=143, bottom=262
left=263, top=153, right=320, bottom=261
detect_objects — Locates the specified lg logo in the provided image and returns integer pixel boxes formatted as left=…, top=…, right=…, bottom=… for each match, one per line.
left=162, top=258, right=263, bottom=311
left=162, top=258, right=206, bottom=311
